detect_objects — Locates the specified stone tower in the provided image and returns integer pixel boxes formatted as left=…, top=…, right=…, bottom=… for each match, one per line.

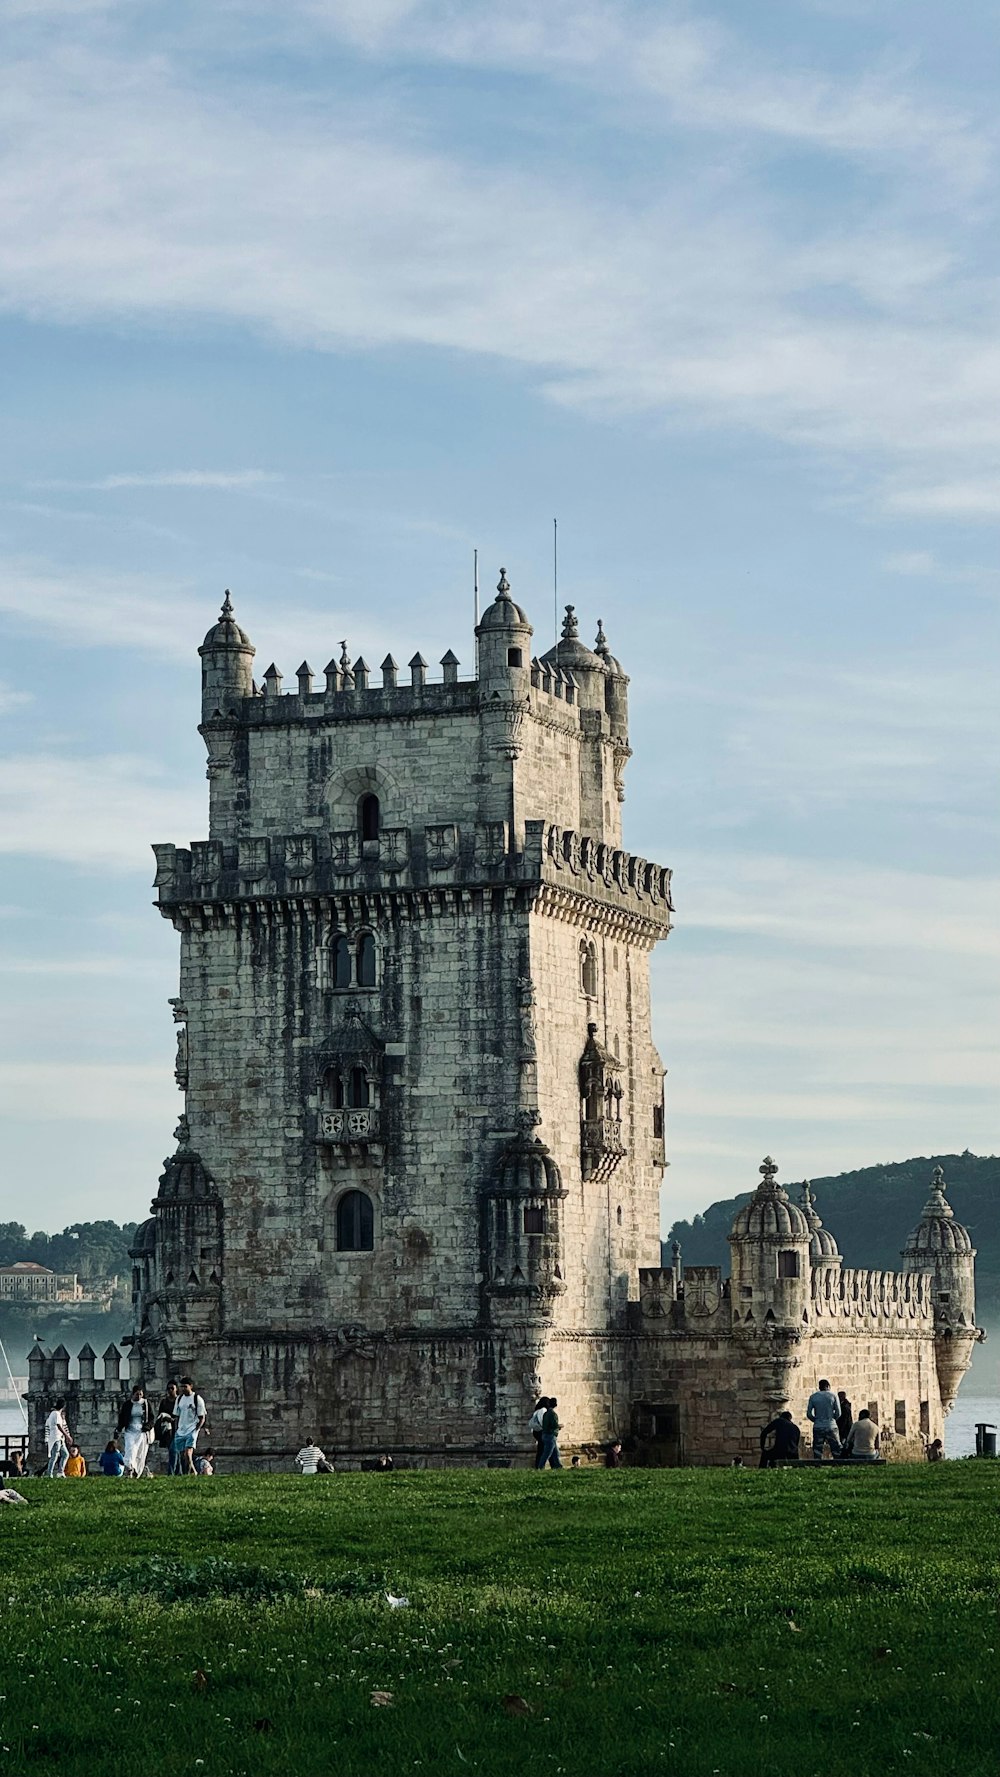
left=901, top=1167, right=977, bottom=1410
left=132, top=578, right=673, bottom=1462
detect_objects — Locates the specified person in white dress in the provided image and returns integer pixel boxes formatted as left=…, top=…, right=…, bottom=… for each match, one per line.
left=116, top=1386, right=154, bottom=1477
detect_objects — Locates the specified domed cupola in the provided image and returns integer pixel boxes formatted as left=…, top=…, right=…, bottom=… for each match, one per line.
left=799, top=1181, right=841, bottom=1269
left=476, top=568, right=534, bottom=701
left=728, top=1157, right=812, bottom=1328
left=903, top=1166, right=974, bottom=1259
left=198, top=590, right=255, bottom=719
left=479, top=1133, right=567, bottom=1319
left=901, top=1167, right=980, bottom=1412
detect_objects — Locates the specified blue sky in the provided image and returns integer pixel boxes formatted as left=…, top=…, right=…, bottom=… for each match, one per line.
left=0, top=0, right=997, bottom=1234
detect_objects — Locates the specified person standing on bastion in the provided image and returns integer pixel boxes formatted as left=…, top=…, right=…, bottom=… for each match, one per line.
left=806, top=1379, right=843, bottom=1462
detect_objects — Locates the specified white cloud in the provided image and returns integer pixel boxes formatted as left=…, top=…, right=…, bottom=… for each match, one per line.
left=0, top=753, right=204, bottom=871
left=886, top=480, right=1000, bottom=517
left=0, top=31, right=995, bottom=506
left=39, top=469, right=283, bottom=491
left=0, top=679, right=31, bottom=712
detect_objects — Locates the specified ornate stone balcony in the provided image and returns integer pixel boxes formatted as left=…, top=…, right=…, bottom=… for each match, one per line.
left=319, top=1107, right=380, bottom=1142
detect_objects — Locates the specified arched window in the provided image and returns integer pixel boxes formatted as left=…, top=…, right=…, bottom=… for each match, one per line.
left=348, top=1066, right=369, bottom=1108
left=359, top=793, right=380, bottom=842
left=357, top=932, right=377, bottom=988
left=322, top=1068, right=345, bottom=1109
left=333, top=935, right=352, bottom=989
left=579, top=940, right=597, bottom=998
left=336, top=1190, right=374, bottom=1252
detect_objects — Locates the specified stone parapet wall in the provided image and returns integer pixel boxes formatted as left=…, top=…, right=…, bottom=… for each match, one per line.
left=811, top=1266, right=933, bottom=1329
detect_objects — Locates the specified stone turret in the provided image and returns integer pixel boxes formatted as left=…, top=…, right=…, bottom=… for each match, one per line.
left=475, top=568, right=533, bottom=699
left=480, top=1134, right=567, bottom=1321
left=799, top=1181, right=841, bottom=1275
left=198, top=590, right=255, bottom=721
left=902, top=1166, right=979, bottom=1410
left=728, top=1157, right=811, bottom=1330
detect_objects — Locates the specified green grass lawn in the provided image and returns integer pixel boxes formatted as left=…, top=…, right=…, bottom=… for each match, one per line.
left=0, top=1466, right=997, bottom=1777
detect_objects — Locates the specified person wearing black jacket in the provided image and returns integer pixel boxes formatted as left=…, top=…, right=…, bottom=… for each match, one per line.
left=758, top=1411, right=801, bottom=1468
left=116, top=1385, right=156, bottom=1478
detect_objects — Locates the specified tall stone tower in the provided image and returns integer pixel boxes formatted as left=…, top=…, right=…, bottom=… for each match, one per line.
left=132, top=576, right=673, bottom=1462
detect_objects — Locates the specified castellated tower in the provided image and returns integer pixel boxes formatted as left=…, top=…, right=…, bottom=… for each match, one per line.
left=132, top=576, right=673, bottom=1464
left=113, top=572, right=981, bottom=1471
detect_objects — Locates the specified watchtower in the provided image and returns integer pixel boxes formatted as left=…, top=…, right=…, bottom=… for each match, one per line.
left=133, top=574, right=672, bottom=1462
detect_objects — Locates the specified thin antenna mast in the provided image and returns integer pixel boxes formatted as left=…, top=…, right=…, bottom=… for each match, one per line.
left=473, top=548, right=480, bottom=676
left=553, top=518, right=558, bottom=644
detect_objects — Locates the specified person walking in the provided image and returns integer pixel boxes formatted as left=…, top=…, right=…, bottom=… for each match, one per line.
left=836, top=1390, right=853, bottom=1445
left=806, top=1379, right=843, bottom=1462
left=529, top=1398, right=549, bottom=1469
left=539, top=1398, right=563, bottom=1470
left=843, top=1410, right=880, bottom=1462
left=45, top=1400, right=71, bottom=1478
left=155, top=1382, right=179, bottom=1474
left=171, top=1378, right=207, bottom=1475
left=117, top=1386, right=155, bottom=1477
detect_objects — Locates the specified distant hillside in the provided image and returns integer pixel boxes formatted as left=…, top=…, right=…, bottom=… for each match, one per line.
left=664, top=1152, right=1000, bottom=1325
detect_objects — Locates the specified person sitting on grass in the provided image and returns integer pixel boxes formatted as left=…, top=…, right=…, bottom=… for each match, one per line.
left=195, top=1449, right=215, bottom=1476
left=843, top=1410, right=879, bottom=1463
left=99, top=1441, right=126, bottom=1477
left=604, top=1441, right=623, bottom=1468
left=295, top=1439, right=329, bottom=1475
left=64, top=1445, right=87, bottom=1478
left=926, top=1438, right=945, bottom=1462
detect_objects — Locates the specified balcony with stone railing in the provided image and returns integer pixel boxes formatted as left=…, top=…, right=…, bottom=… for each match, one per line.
left=319, top=1107, right=380, bottom=1143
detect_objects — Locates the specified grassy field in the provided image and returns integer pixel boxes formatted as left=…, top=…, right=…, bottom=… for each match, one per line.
left=0, top=1466, right=997, bottom=1777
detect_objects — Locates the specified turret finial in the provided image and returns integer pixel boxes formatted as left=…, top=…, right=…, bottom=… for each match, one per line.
left=759, top=1155, right=779, bottom=1187
left=800, top=1179, right=814, bottom=1212
left=561, top=604, right=579, bottom=641
left=221, top=589, right=234, bottom=619
left=594, top=619, right=610, bottom=659
left=339, top=639, right=350, bottom=673
left=497, top=568, right=510, bottom=597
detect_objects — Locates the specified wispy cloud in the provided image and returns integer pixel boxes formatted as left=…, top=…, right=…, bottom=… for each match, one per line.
left=0, top=753, right=204, bottom=871
left=38, top=469, right=283, bottom=491
left=0, top=1062, right=173, bottom=1122
left=0, top=679, right=31, bottom=713
left=0, top=27, right=995, bottom=508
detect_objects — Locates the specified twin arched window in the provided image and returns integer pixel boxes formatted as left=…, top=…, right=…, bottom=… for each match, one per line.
left=331, top=932, right=377, bottom=990
left=337, top=1190, right=374, bottom=1252
left=325, top=1066, right=373, bottom=1110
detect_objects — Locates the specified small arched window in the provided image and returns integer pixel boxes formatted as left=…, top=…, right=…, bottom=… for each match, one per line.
left=337, top=1190, right=374, bottom=1253
left=357, top=932, right=377, bottom=989
left=359, top=793, right=380, bottom=842
left=333, top=935, right=352, bottom=989
left=579, top=941, right=597, bottom=998
left=348, top=1066, right=369, bottom=1109
left=323, top=1068, right=345, bottom=1109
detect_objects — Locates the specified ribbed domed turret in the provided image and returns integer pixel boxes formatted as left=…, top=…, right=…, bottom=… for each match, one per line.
left=799, top=1181, right=841, bottom=1266
left=492, top=1134, right=563, bottom=1198
left=903, top=1166, right=974, bottom=1257
left=541, top=604, right=602, bottom=673
left=201, top=590, right=253, bottom=652
left=477, top=568, right=530, bottom=631
left=729, top=1157, right=810, bottom=1242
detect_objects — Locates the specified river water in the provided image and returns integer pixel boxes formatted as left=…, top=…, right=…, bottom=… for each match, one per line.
left=3, top=1397, right=998, bottom=1458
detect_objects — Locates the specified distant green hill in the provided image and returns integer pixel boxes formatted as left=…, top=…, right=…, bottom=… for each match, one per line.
left=664, top=1152, right=1000, bottom=1326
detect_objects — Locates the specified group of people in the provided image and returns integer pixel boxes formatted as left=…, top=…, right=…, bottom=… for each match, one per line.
left=294, top=1442, right=395, bottom=1473
left=759, top=1379, right=945, bottom=1466
left=42, top=1378, right=213, bottom=1479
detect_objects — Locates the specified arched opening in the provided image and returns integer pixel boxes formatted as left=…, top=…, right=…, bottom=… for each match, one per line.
left=332, top=935, right=352, bottom=989
left=579, top=940, right=597, bottom=998
left=357, top=932, right=377, bottom=988
left=336, top=1189, right=374, bottom=1252
left=359, top=793, right=380, bottom=842
left=348, top=1066, right=370, bottom=1109
left=322, top=1068, right=345, bottom=1109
